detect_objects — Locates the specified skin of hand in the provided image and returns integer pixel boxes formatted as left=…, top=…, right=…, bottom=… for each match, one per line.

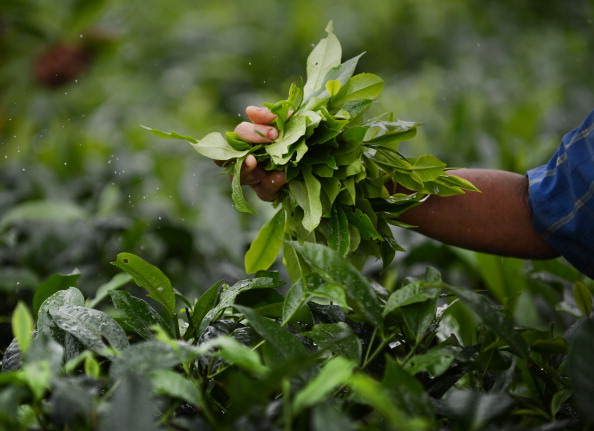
left=234, top=106, right=287, bottom=202
left=235, top=107, right=559, bottom=260
left=398, top=169, right=560, bottom=260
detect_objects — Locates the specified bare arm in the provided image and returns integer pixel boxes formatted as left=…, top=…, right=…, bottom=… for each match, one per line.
left=399, top=168, right=559, bottom=259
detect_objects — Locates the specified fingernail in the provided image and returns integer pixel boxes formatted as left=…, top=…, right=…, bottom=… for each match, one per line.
left=267, top=128, right=278, bottom=140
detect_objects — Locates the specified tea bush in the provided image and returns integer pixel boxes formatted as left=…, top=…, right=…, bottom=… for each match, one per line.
left=2, top=1, right=594, bottom=429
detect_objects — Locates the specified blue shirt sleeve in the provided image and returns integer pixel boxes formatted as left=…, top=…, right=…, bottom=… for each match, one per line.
left=526, top=110, right=594, bottom=279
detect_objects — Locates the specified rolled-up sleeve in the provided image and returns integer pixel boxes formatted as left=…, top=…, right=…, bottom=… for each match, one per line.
left=527, top=110, right=594, bottom=279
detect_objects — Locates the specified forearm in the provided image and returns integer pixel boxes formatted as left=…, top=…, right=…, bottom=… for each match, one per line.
left=398, top=169, right=560, bottom=260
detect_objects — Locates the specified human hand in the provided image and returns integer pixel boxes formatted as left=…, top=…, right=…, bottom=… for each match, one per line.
left=234, top=106, right=286, bottom=201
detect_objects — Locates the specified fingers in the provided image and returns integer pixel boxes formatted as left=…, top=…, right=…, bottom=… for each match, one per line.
left=246, top=105, right=277, bottom=124
left=235, top=106, right=279, bottom=143
left=232, top=107, right=287, bottom=201
left=252, top=170, right=287, bottom=202
left=238, top=155, right=286, bottom=201
left=234, top=122, right=278, bottom=143
left=239, top=155, right=264, bottom=186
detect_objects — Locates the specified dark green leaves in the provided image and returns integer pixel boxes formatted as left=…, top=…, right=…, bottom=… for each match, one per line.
left=445, top=284, right=529, bottom=358
left=112, top=252, right=176, bottom=317
left=291, top=241, right=383, bottom=329
left=567, top=317, right=594, bottom=422
left=49, top=305, right=129, bottom=354
left=109, top=290, right=172, bottom=339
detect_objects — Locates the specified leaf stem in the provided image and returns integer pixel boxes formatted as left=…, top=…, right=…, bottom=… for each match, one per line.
left=361, top=332, right=397, bottom=369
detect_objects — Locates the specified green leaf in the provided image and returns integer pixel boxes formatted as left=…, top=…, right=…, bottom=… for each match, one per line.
left=206, top=336, right=268, bottom=376
left=84, top=354, right=100, bottom=379
left=112, top=253, right=176, bottom=317
left=109, top=290, right=172, bottom=339
left=232, top=158, right=257, bottom=214
left=234, top=304, right=308, bottom=361
left=0, top=200, right=87, bottom=231
left=328, top=205, right=350, bottom=256
left=446, top=285, right=529, bottom=358
left=188, top=281, right=221, bottom=340
left=281, top=272, right=326, bottom=323
left=312, top=284, right=348, bottom=309
left=567, top=317, right=594, bottom=422
left=404, top=346, right=460, bottom=377
left=331, top=73, right=384, bottom=108
left=303, top=322, right=362, bottom=362
left=303, top=53, right=365, bottom=109
left=12, top=302, right=34, bottom=355
left=141, top=125, right=198, bottom=143
left=293, top=356, right=355, bottom=414
left=343, top=206, right=381, bottom=241
left=384, top=282, right=442, bottom=316
left=291, top=242, right=383, bottom=328
left=401, top=298, right=438, bottom=343
left=109, top=340, right=199, bottom=381
left=573, top=281, right=593, bottom=317
left=348, top=373, right=424, bottom=430
left=245, top=209, right=286, bottom=274
left=225, top=131, right=252, bottom=151
left=265, top=115, right=307, bottom=165
left=198, top=277, right=282, bottom=335
left=190, top=131, right=249, bottom=160
left=443, top=390, right=513, bottom=431
left=148, top=369, right=203, bottom=407
left=21, top=360, right=52, bottom=400
left=32, top=272, right=81, bottom=318
left=37, top=287, right=85, bottom=337
left=382, top=357, right=434, bottom=418
left=303, top=21, right=342, bottom=100
left=410, top=154, right=447, bottom=182
left=289, top=176, right=322, bottom=232
left=99, top=372, right=160, bottom=431
left=325, top=80, right=342, bottom=98
left=49, top=305, right=129, bottom=354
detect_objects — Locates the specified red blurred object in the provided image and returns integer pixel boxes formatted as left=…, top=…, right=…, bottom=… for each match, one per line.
left=34, top=43, right=92, bottom=88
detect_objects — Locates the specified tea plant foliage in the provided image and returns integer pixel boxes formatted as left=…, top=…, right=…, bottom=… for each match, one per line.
left=1, top=249, right=592, bottom=430
left=2, top=12, right=594, bottom=431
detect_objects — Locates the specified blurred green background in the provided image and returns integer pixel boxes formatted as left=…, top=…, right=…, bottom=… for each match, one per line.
left=1, top=0, right=593, bottom=341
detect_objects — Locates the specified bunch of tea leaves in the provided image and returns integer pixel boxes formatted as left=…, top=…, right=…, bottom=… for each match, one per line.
left=145, top=22, right=478, bottom=278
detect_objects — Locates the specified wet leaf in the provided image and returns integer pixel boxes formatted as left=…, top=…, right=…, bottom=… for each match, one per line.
left=49, top=305, right=129, bottom=354
left=291, top=241, right=383, bottom=328
left=234, top=304, right=307, bottom=361
left=293, top=356, right=355, bottom=414
left=109, top=290, right=172, bottom=339
left=112, top=253, right=176, bottom=317
left=148, top=369, right=203, bottom=407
